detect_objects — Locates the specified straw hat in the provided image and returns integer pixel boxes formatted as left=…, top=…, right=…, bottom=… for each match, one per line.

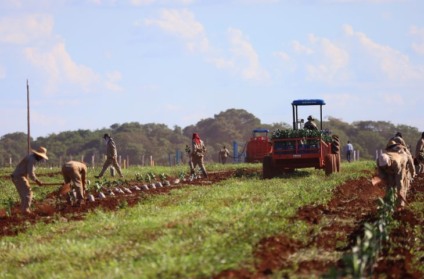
left=32, top=146, right=48, bottom=160
left=386, top=140, right=398, bottom=149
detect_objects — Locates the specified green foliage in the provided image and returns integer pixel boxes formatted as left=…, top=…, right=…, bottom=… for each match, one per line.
left=135, top=173, right=143, bottom=182
left=159, top=173, right=168, bottom=181
left=0, top=110, right=421, bottom=167
left=0, top=197, right=14, bottom=217
left=335, top=188, right=397, bottom=278
left=271, top=128, right=332, bottom=142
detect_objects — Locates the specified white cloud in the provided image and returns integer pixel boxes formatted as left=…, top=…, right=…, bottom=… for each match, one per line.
left=273, top=51, right=290, bottom=62
left=131, top=0, right=194, bottom=5
left=410, top=25, right=424, bottom=55
left=1, top=0, right=22, bottom=8
left=227, top=28, right=269, bottom=81
left=145, top=9, right=209, bottom=53
left=344, top=24, right=423, bottom=82
left=292, top=40, right=314, bottom=55
left=130, top=0, right=155, bottom=5
left=324, top=0, right=407, bottom=3
left=280, top=24, right=423, bottom=86
left=306, top=36, right=350, bottom=83
left=0, top=14, right=121, bottom=95
left=0, top=14, right=54, bottom=44
left=145, top=9, right=269, bottom=82
left=24, top=43, right=100, bottom=94
left=105, top=71, right=123, bottom=92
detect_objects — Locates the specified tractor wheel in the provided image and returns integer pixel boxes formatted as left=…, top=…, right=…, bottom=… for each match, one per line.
left=263, top=156, right=275, bottom=179
left=324, top=154, right=335, bottom=176
left=334, top=153, right=341, bottom=172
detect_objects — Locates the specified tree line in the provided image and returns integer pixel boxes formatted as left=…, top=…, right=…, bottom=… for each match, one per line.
left=0, top=108, right=421, bottom=167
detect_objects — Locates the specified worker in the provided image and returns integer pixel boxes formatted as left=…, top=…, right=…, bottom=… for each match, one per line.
left=376, top=149, right=415, bottom=209
left=10, top=146, right=48, bottom=216
left=378, top=140, right=416, bottom=207
left=304, top=115, right=318, bottom=130
left=346, top=140, right=354, bottom=162
left=387, top=132, right=414, bottom=168
left=415, top=132, right=424, bottom=174
left=60, top=161, right=87, bottom=206
left=219, top=145, right=230, bottom=164
left=95, top=133, right=124, bottom=179
left=189, top=133, right=208, bottom=178
left=391, top=132, right=407, bottom=147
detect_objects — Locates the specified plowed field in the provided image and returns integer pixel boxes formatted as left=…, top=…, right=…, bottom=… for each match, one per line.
left=1, top=170, right=423, bottom=278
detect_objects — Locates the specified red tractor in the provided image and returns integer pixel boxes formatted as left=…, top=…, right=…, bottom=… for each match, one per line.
left=262, top=99, right=340, bottom=178
left=245, top=129, right=272, bottom=163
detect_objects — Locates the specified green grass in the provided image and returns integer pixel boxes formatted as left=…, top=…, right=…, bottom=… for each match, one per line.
left=0, top=161, right=377, bottom=278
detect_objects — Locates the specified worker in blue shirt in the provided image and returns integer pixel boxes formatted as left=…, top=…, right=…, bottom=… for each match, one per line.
left=346, top=141, right=354, bottom=162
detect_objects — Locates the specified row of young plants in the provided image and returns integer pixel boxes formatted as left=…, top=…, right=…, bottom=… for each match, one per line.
left=66, top=168, right=208, bottom=204
left=329, top=187, right=397, bottom=278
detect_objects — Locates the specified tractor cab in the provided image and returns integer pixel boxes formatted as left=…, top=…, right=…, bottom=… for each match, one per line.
left=252, top=128, right=269, bottom=140
left=292, top=99, right=325, bottom=130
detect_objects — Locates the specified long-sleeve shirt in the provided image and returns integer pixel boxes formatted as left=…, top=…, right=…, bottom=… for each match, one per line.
left=12, top=154, right=38, bottom=181
left=191, top=140, right=206, bottom=157
left=106, top=138, right=118, bottom=158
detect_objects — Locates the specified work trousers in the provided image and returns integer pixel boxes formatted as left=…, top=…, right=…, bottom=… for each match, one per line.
left=99, top=157, right=123, bottom=177
left=12, top=176, right=32, bottom=213
left=62, top=165, right=85, bottom=201
left=190, top=155, right=207, bottom=177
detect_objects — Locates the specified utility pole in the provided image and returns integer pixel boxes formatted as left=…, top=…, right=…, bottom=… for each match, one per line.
left=27, top=79, right=31, bottom=154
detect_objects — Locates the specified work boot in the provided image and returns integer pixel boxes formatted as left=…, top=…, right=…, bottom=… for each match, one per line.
left=74, top=199, right=85, bottom=207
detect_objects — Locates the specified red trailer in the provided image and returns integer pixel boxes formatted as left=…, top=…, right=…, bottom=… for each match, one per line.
left=245, top=129, right=272, bottom=163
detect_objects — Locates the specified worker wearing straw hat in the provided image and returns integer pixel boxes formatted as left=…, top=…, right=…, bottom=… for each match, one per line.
left=11, top=147, right=48, bottom=216
left=304, top=115, right=318, bottom=130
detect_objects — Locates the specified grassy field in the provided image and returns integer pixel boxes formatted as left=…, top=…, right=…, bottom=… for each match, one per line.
left=0, top=161, right=379, bottom=278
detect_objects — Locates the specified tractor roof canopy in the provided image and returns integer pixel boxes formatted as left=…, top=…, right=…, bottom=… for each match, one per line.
left=253, top=129, right=269, bottom=133
left=291, top=99, right=326, bottom=106
left=291, top=99, right=326, bottom=130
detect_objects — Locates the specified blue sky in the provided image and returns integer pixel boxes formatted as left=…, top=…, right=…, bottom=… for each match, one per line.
left=1, top=0, right=423, bottom=138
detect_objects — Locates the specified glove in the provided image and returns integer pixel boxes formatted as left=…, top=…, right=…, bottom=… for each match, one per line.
left=35, top=180, right=43, bottom=186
